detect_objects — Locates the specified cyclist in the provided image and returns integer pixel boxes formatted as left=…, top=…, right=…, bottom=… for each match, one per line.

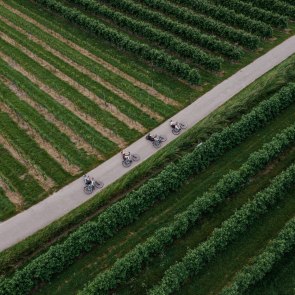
left=84, top=175, right=91, bottom=185
left=121, top=150, right=131, bottom=161
left=170, top=119, right=177, bottom=130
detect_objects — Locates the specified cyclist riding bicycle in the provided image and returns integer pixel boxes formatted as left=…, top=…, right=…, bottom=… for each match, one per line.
left=121, top=150, right=131, bottom=161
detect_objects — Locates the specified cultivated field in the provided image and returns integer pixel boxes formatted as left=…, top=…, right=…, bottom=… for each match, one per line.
left=0, top=0, right=294, bottom=221
left=1, top=51, right=295, bottom=295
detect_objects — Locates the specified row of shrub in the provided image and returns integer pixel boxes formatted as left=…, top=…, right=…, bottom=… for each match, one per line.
left=170, top=0, right=273, bottom=37
left=220, top=216, right=295, bottom=295
left=149, top=163, right=295, bottom=295
left=79, top=121, right=295, bottom=294
left=137, top=0, right=259, bottom=49
left=91, top=0, right=242, bottom=60
left=214, top=0, right=288, bottom=28
left=242, top=0, right=295, bottom=18
left=1, top=83, right=295, bottom=295
left=68, top=0, right=223, bottom=71
left=35, top=0, right=200, bottom=84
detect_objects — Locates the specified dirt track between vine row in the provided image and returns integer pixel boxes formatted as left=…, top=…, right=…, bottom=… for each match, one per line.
left=0, top=51, right=127, bottom=148
left=0, top=35, right=294, bottom=252
left=1, top=1, right=179, bottom=108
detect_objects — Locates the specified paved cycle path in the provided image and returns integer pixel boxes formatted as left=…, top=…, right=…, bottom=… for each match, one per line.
left=0, top=36, right=295, bottom=252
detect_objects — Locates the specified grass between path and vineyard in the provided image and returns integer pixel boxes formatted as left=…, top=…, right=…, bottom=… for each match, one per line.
left=0, top=54, right=294, bottom=278
left=34, top=93, right=295, bottom=294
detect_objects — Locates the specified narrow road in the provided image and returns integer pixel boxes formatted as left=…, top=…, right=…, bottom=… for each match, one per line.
left=0, top=36, right=295, bottom=252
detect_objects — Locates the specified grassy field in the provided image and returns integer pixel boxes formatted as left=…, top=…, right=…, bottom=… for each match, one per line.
left=1, top=56, right=294, bottom=295
left=1, top=51, right=295, bottom=282
left=0, top=0, right=294, bottom=220
left=0, top=1, right=295, bottom=294
left=34, top=86, right=295, bottom=294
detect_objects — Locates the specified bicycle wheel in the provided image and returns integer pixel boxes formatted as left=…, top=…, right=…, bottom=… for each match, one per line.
left=153, top=140, right=161, bottom=148
left=172, top=128, right=180, bottom=135
left=159, top=135, right=167, bottom=142
left=95, top=180, right=104, bottom=189
left=83, top=185, right=93, bottom=195
left=122, top=160, right=131, bottom=167
left=180, top=122, right=187, bottom=129
left=132, top=154, right=140, bottom=161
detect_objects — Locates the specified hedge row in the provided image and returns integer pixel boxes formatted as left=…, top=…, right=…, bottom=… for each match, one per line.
left=149, top=163, right=295, bottom=295
left=213, top=0, right=288, bottom=28
left=79, top=122, right=295, bottom=294
left=1, top=83, right=295, bottom=295
left=68, top=0, right=223, bottom=71
left=92, top=0, right=242, bottom=60
left=169, top=0, right=273, bottom=37
left=220, top=217, right=295, bottom=295
left=34, top=0, right=200, bottom=84
left=137, top=0, right=259, bottom=49
left=241, top=0, right=295, bottom=18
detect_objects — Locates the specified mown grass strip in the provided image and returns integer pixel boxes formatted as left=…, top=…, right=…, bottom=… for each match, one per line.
left=0, top=28, right=148, bottom=133
left=0, top=13, right=163, bottom=122
left=0, top=60, right=117, bottom=158
left=0, top=144, right=44, bottom=207
left=220, top=216, right=295, bottom=295
left=0, top=82, right=93, bottom=171
left=0, top=187, right=16, bottom=221
left=78, top=121, right=295, bottom=294
left=148, top=163, right=295, bottom=295
left=0, top=112, right=70, bottom=186
left=2, top=0, right=181, bottom=107
left=0, top=39, right=137, bottom=144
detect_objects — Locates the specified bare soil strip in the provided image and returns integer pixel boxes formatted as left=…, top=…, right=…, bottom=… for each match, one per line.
left=0, top=16, right=163, bottom=122
left=0, top=101, right=81, bottom=175
left=0, top=133, right=55, bottom=190
left=0, top=32, right=146, bottom=133
left=0, top=75, right=103, bottom=160
left=0, top=178, right=23, bottom=210
left=0, top=1, right=180, bottom=108
left=0, top=51, right=126, bottom=148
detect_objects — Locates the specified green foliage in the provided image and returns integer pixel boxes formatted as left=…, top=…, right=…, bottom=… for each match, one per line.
left=78, top=121, right=295, bottom=294
left=0, top=83, right=295, bottom=295
left=68, top=0, right=223, bottom=70
left=137, top=0, right=259, bottom=49
left=220, top=217, right=295, bottom=295
left=149, top=163, right=295, bottom=295
left=0, top=145, right=44, bottom=207
left=213, top=0, right=288, bottom=28
left=241, top=0, right=295, bottom=18
left=169, top=0, right=273, bottom=37
left=75, top=0, right=242, bottom=60
left=0, top=112, right=70, bottom=186
left=0, top=188, right=15, bottom=221
left=0, top=82, right=93, bottom=170
left=0, top=60, right=118, bottom=157
left=35, top=0, right=200, bottom=84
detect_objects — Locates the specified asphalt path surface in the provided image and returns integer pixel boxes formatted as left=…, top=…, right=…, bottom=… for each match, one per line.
left=0, top=36, right=295, bottom=252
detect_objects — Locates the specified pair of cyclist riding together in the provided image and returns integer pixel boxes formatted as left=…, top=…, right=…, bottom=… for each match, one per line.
left=83, top=174, right=104, bottom=194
